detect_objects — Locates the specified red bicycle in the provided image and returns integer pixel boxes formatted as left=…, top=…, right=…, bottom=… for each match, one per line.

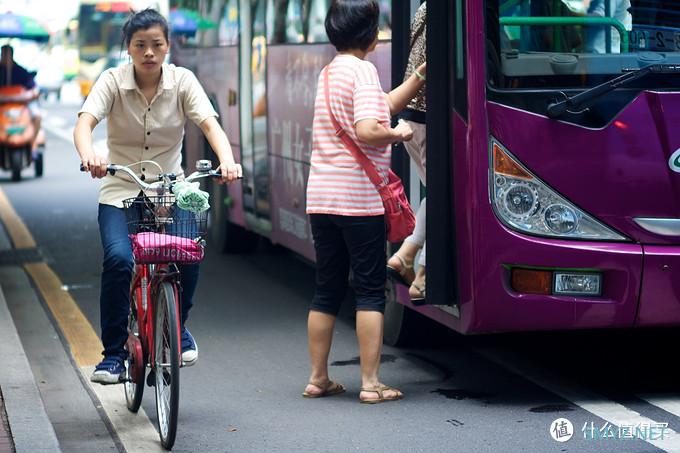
left=85, top=159, right=218, bottom=449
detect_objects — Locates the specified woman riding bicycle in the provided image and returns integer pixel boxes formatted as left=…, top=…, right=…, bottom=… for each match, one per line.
left=73, top=8, right=242, bottom=384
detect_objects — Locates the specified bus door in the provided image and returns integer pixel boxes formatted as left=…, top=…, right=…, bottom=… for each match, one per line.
left=239, top=0, right=272, bottom=233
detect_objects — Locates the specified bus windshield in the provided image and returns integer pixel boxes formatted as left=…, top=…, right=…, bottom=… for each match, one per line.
left=487, top=0, right=680, bottom=89
left=78, top=1, right=129, bottom=64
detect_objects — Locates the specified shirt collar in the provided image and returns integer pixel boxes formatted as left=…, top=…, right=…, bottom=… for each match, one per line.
left=119, top=63, right=176, bottom=90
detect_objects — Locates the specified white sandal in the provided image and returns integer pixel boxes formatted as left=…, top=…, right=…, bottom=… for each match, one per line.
left=386, top=254, right=415, bottom=286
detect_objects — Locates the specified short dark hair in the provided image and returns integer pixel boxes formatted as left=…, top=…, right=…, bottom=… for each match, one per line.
left=325, top=0, right=379, bottom=52
left=122, top=8, right=169, bottom=47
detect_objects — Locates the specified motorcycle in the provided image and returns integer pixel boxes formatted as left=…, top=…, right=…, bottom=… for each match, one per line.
left=0, top=85, right=44, bottom=181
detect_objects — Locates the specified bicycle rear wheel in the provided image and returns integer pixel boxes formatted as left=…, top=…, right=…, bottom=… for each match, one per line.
left=154, top=281, right=180, bottom=450
left=124, top=286, right=145, bottom=412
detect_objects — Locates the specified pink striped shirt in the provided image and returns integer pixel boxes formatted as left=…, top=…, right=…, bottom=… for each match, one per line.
left=306, top=55, right=391, bottom=216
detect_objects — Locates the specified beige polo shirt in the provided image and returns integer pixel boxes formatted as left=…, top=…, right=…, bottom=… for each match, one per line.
left=79, top=63, right=217, bottom=207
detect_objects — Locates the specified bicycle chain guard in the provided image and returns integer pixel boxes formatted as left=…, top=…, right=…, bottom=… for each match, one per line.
left=125, top=333, right=144, bottom=384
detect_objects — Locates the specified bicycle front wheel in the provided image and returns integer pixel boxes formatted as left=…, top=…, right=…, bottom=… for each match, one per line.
left=154, top=281, right=180, bottom=450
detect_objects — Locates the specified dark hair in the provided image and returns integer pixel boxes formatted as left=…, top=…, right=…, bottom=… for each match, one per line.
left=325, top=0, right=379, bottom=52
left=122, top=8, right=169, bottom=47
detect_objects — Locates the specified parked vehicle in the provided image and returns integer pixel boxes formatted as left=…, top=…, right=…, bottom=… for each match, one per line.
left=0, top=85, right=44, bottom=181
left=35, top=55, right=65, bottom=101
left=0, top=12, right=48, bottom=181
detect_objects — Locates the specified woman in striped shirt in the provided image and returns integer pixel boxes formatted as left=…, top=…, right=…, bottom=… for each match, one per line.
left=303, top=0, right=425, bottom=404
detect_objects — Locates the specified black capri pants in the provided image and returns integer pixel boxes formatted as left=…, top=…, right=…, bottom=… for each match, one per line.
left=309, top=214, right=386, bottom=315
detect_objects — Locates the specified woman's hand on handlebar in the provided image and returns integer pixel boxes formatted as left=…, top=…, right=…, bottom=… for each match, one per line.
left=81, top=154, right=109, bottom=179
left=218, top=162, right=243, bottom=184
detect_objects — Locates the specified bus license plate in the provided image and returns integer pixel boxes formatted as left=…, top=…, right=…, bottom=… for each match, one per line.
left=630, top=27, right=680, bottom=52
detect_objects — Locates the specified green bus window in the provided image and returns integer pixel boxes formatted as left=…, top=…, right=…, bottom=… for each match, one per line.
left=267, top=0, right=305, bottom=43
left=306, top=0, right=329, bottom=43
left=199, top=0, right=226, bottom=47
left=219, top=0, right=240, bottom=45
left=378, top=0, right=391, bottom=40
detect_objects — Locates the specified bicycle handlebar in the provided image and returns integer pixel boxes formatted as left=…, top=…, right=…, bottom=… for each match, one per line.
left=79, top=161, right=234, bottom=194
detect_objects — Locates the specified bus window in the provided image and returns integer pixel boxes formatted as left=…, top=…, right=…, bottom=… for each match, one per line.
left=78, top=3, right=128, bottom=63
left=306, top=0, right=328, bottom=43
left=250, top=0, right=271, bottom=217
left=267, top=0, right=305, bottom=43
left=219, top=0, right=240, bottom=45
left=378, top=0, right=391, bottom=39
left=199, top=0, right=232, bottom=47
left=301, top=0, right=389, bottom=41
left=498, top=0, right=634, bottom=55
left=171, top=1, right=201, bottom=46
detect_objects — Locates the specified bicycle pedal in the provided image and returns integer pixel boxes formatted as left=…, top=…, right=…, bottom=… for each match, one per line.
left=146, top=369, right=155, bottom=387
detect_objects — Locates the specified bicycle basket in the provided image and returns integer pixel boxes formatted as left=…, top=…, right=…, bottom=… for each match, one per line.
left=123, top=195, right=208, bottom=264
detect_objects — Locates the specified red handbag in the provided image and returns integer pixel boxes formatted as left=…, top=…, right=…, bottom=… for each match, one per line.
left=323, top=67, right=416, bottom=242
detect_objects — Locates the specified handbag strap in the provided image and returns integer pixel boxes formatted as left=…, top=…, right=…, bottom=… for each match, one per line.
left=323, top=66, right=386, bottom=189
left=409, top=13, right=426, bottom=53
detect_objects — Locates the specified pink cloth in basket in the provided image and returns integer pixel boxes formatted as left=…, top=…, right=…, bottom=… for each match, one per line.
left=130, top=232, right=204, bottom=264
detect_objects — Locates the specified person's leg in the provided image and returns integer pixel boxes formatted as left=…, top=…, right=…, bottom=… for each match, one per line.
left=409, top=264, right=426, bottom=301
left=306, top=311, right=338, bottom=393
left=387, top=198, right=426, bottom=285
left=356, top=310, right=405, bottom=401
left=92, top=204, right=134, bottom=383
left=178, top=264, right=199, bottom=326
left=28, top=103, right=41, bottom=146
left=305, top=214, right=349, bottom=395
left=32, top=113, right=41, bottom=145
left=410, top=198, right=427, bottom=300
left=98, top=204, right=134, bottom=359
left=178, top=263, right=200, bottom=364
left=342, top=215, right=402, bottom=402
left=388, top=123, right=426, bottom=283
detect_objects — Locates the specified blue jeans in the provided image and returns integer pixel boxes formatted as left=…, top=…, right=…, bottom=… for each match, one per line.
left=98, top=204, right=200, bottom=359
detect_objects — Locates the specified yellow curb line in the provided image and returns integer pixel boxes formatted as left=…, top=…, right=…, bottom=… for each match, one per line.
left=0, top=186, right=102, bottom=367
left=0, top=187, right=36, bottom=249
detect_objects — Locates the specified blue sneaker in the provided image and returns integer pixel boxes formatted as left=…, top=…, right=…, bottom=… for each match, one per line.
left=90, top=356, right=125, bottom=384
left=181, top=328, right=198, bottom=366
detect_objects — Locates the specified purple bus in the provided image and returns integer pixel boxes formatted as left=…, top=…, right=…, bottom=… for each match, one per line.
left=172, top=0, right=680, bottom=343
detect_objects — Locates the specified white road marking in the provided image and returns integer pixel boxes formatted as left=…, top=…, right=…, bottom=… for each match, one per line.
left=639, top=394, right=680, bottom=419
left=42, top=122, right=73, bottom=144
left=476, top=347, right=680, bottom=452
left=42, top=122, right=108, bottom=156
left=82, top=366, right=165, bottom=453
left=44, top=115, right=67, bottom=128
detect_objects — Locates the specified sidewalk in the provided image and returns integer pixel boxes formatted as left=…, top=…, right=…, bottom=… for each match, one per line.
left=0, top=220, right=61, bottom=453
left=0, top=387, right=14, bottom=453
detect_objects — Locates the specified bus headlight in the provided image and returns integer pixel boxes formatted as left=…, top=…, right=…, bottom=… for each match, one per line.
left=490, top=139, right=627, bottom=241
left=544, top=204, right=577, bottom=234
left=502, top=182, right=538, bottom=220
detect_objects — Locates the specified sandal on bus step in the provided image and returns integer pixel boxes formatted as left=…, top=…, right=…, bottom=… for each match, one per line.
left=409, top=281, right=426, bottom=306
left=302, top=380, right=346, bottom=398
left=387, top=254, right=415, bottom=287
left=359, top=385, right=404, bottom=404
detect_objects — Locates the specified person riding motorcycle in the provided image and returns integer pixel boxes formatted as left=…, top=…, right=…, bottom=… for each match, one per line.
left=0, top=44, right=41, bottom=144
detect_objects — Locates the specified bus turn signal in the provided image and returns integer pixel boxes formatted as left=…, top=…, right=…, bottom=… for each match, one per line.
left=511, top=268, right=552, bottom=295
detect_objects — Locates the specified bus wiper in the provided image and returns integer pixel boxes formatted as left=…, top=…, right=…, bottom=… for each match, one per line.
left=546, top=64, right=680, bottom=119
